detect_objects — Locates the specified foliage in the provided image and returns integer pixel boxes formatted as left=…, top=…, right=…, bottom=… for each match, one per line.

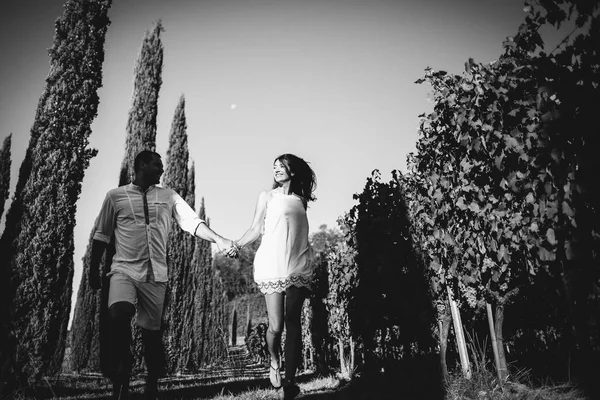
left=245, top=322, right=269, bottom=364
left=296, top=225, right=344, bottom=375
left=345, top=171, right=436, bottom=375
left=309, top=224, right=343, bottom=255
left=0, top=134, right=11, bottom=223
left=69, top=227, right=106, bottom=374
left=325, top=238, right=358, bottom=375
left=182, top=205, right=229, bottom=370
left=161, top=95, right=198, bottom=374
left=405, top=0, right=600, bottom=384
left=0, top=0, right=112, bottom=391
left=228, top=292, right=268, bottom=341
left=118, top=21, right=164, bottom=185
left=203, top=268, right=229, bottom=366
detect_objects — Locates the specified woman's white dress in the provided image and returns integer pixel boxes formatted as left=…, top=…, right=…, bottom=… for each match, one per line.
left=253, top=190, right=313, bottom=294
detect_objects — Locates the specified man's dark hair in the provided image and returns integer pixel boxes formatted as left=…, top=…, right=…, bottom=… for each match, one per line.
left=134, top=150, right=161, bottom=172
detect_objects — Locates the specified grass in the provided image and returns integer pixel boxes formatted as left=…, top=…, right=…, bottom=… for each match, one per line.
left=13, top=367, right=442, bottom=399
left=444, top=331, right=589, bottom=400
left=5, top=339, right=591, bottom=400
left=12, top=371, right=351, bottom=400
left=444, top=367, right=588, bottom=400
left=200, top=374, right=345, bottom=400
left=7, top=367, right=590, bottom=400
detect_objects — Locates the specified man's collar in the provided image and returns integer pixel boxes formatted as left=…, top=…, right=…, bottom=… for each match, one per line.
left=129, top=182, right=156, bottom=192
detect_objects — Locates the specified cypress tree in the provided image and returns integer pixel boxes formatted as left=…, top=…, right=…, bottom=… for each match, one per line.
left=162, top=96, right=189, bottom=196
left=206, top=270, right=228, bottom=365
left=70, top=20, right=164, bottom=374
left=0, top=134, right=12, bottom=395
left=174, top=163, right=198, bottom=372
left=161, top=95, right=196, bottom=374
left=189, top=198, right=216, bottom=369
left=0, top=0, right=112, bottom=390
left=0, top=134, right=11, bottom=222
left=69, top=228, right=104, bottom=372
left=186, top=163, right=196, bottom=214
left=119, top=21, right=164, bottom=186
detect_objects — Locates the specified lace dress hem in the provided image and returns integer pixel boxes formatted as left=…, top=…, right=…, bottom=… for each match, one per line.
left=256, top=275, right=312, bottom=294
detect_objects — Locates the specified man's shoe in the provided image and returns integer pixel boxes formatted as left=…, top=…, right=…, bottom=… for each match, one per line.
left=283, top=381, right=300, bottom=399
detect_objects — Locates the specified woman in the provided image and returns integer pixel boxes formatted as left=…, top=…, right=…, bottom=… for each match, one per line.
left=231, top=153, right=316, bottom=399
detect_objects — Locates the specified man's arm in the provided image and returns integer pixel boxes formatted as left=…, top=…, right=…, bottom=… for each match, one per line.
left=89, top=193, right=115, bottom=289
left=172, top=191, right=233, bottom=252
left=194, top=222, right=232, bottom=253
left=89, top=240, right=107, bottom=290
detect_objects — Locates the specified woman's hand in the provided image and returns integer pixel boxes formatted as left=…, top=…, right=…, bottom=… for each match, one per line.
left=217, top=238, right=239, bottom=258
left=224, top=241, right=241, bottom=258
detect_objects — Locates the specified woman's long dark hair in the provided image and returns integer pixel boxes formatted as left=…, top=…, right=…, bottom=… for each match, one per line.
left=272, top=153, right=317, bottom=205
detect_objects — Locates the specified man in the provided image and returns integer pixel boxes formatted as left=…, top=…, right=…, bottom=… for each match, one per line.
left=89, top=150, right=233, bottom=400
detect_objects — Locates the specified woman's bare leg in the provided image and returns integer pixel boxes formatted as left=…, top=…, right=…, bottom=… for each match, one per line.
left=265, top=292, right=285, bottom=366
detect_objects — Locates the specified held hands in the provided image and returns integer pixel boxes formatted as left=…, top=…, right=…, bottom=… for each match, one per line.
left=226, top=241, right=242, bottom=259
left=217, top=238, right=240, bottom=259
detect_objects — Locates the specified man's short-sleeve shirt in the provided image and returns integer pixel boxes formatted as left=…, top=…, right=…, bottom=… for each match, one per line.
left=93, top=183, right=204, bottom=282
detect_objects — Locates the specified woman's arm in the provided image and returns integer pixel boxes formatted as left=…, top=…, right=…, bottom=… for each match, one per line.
left=235, top=190, right=270, bottom=248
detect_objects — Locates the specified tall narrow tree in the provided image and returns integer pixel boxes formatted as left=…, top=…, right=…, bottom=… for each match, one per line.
left=70, top=20, right=164, bottom=374
left=174, top=163, right=199, bottom=372
left=118, top=21, right=164, bottom=186
left=0, top=133, right=13, bottom=394
left=161, top=96, right=197, bottom=374
left=0, top=0, right=112, bottom=390
left=205, top=269, right=228, bottom=365
left=189, top=198, right=218, bottom=369
left=0, top=134, right=11, bottom=223
left=186, top=164, right=196, bottom=218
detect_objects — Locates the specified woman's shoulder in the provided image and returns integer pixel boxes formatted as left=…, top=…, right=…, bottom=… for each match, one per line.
left=260, top=189, right=276, bottom=196
left=258, top=189, right=276, bottom=202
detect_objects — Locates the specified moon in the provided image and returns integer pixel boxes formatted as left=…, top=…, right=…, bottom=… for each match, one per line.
left=230, top=104, right=237, bottom=110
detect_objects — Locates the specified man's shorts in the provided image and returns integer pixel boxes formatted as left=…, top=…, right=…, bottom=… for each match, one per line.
left=108, top=272, right=167, bottom=331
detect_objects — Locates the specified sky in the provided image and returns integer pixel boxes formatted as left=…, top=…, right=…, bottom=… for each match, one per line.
left=0, top=0, right=566, bottom=328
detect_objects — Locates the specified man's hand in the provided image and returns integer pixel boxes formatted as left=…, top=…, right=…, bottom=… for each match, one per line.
left=89, top=271, right=101, bottom=290
left=217, top=238, right=239, bottom=258
left=227, top=241, right=241, bottom=259
left=90, top=239, right=107, bottom=290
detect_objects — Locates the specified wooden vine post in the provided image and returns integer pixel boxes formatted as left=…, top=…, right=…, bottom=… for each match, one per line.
left=447, top=286, right=471, bottom=379
left=486, top=302, right=502, bottom=382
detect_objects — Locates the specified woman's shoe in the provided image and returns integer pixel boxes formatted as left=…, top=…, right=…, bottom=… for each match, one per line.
left=269, top=362, right=282, bottom=389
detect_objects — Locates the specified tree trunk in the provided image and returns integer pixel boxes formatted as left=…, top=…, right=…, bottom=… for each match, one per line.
left=310, top=296, right=329, bottom=376
left=338, top=339, right=347, bottom=376
left=303, top=347, right=309, bottom=371
left=349, top=337, right=355, bottom=375
left=231, top=307, right=237, bottom=346
left=494, top=303, right=508, bottom=381
left=246, top=303, right=251, bottom=341
left=448, top=287, right=471, bottom=379
left=556, top=171, right=577, bottom=381
left=486, top=302, right=502, bottom=382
